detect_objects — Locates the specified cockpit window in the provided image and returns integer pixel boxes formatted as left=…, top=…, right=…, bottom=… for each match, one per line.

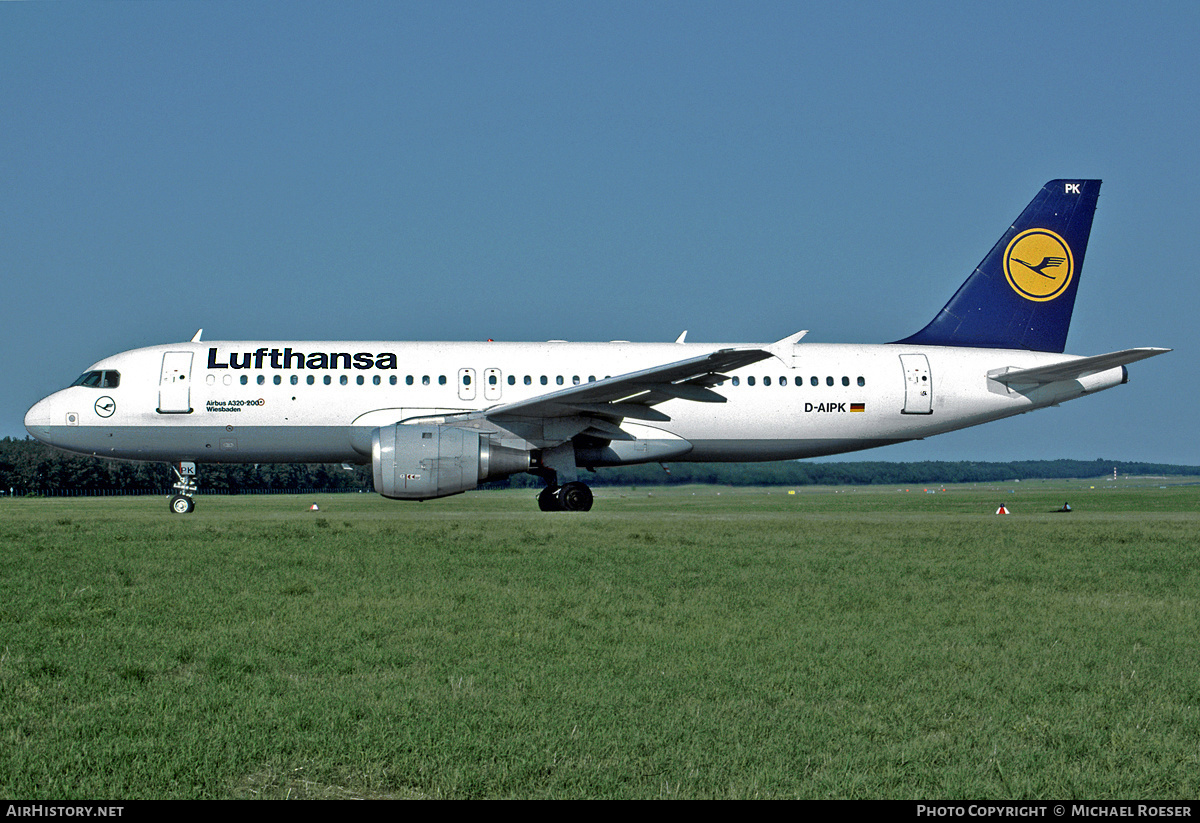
left=71, top=372, right=101, bottom=388
left=70, top=370, right=120, bottom=389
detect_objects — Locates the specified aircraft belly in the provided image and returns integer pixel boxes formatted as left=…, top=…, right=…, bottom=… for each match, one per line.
left=681, top=438, right=910, bottom=462
left=37, top=424, right=363, bottom=464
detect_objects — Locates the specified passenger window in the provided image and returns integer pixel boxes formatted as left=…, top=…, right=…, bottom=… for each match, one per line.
left=556, top=376, right=564, bottom=385
left=406, top=375, right=414, bottom=385
left=540, top=376, right=548, bottom=385
left=858, top=376, right=865, bottom=386
left=323, top=375, right=331, bottom=385
left=422, top=376, right=430, bottom=386
left=524, top=375, right=531, bottom=385
left=373, top=375, right=381, bottom=386
left=764, top=376, right=772, bottom=386
left=356, top=376, right=364, bottom=385
left=810, top=376, right=818, bottom=386
left=273, top=375, right=282, bottom=385
left=842, top=376, right=850, bottom=386
left=747, top=376, right=756, bottom=386
left=340, top=375, right=348, bottom=386
left=291, top=375, right=299, bottom=385
left=438, top=375, right=446, bottom=385
left=826, top=376, right=834, bottom=386
left=731, top=376, right=740, bottom=386
left=257, top=375, right=265, bottom=385
left=241, top=376, right=249, bottom=385
left=794, top=376, right=802, bottom=386
left=507, top=375, right=516, bottom=385
left=307, top=375, right=315, bottom=385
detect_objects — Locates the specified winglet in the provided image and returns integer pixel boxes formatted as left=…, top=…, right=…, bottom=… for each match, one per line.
left=765, top=331, right=807, bottom=361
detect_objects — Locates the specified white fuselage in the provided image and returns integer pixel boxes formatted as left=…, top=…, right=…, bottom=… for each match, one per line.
left=23, top=339, right=1127, bottom=466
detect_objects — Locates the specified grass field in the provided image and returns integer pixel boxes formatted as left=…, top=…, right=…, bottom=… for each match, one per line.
left=2, top=480, right=1198, bottom=799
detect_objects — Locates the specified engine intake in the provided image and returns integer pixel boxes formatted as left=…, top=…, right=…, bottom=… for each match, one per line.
left=372, top=424, right=532, bottom=500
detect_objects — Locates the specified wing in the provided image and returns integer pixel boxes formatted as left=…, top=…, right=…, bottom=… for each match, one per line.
left=439, top=334, right=805, bottom=448
left=488, top=346, right=771, bottom=425
left=990, top=347, right=1170, bottom=386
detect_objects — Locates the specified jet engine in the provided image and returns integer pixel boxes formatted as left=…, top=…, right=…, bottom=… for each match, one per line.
left=372, top=423, right=532, bottom=500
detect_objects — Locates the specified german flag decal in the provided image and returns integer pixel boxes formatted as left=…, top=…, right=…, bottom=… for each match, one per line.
left=850, top=403, right=866, bottom=412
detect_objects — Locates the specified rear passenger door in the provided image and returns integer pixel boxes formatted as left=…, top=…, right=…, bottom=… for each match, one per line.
left=899, top=354, right=932, bottom=414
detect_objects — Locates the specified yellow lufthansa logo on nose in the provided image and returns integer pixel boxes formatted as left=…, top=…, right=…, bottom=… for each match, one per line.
left=1004, top=228, right=1074, bottom=301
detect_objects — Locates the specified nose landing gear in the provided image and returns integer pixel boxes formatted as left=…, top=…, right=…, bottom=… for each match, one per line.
left=168, top=462, right=197, bottom=514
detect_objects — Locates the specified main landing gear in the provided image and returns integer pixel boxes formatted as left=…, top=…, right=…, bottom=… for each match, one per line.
left=537, top=481, right=594, bottom=512
left=168, top=461, right=197, bottom=514
left=532, top=445, right=594, bottom=512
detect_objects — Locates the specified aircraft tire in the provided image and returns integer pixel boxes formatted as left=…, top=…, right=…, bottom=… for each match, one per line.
left=556, top=481, right=594, bottom=512
left=169, top=494, right=195, bottom=514
left=537, top=486, right=562, bottom=511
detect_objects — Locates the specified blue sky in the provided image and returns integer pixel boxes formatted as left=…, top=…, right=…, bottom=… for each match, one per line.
left=4, top=1, right=1195, bottom=464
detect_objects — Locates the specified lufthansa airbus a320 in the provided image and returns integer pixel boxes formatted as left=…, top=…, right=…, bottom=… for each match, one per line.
left=25, top=180, right=1169, bottom=512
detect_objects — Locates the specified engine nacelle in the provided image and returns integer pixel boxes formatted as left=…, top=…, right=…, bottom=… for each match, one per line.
left=372, top=424, right=532, bottom=500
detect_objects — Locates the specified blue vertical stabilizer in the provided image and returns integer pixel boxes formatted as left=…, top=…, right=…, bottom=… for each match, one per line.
left=895, top=179, right=1101, bottom=352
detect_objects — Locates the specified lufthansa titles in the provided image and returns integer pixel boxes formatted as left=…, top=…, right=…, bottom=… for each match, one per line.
left=207, top=347, right=397, bottom=371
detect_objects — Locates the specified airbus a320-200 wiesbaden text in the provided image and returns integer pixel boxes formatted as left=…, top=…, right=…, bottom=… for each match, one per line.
left=25, top=180, right=1169, bottom=512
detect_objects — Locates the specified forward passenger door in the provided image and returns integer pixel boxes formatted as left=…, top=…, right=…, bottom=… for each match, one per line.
left=158, top=352, right=194, bottom=414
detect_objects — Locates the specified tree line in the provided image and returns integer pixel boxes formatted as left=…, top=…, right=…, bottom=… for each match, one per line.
left=4, top=439, right=1195, bottom=496
left=0, top=438, right=368, bottom=495
left=1, top=437, right=1196, bottom=496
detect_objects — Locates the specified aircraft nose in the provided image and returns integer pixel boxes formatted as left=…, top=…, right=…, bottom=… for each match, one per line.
left=24, top=396, right=54, bottom=438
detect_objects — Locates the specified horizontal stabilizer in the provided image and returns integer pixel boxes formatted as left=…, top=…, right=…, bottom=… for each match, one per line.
left=991, top=348, right=1170, bottom=386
